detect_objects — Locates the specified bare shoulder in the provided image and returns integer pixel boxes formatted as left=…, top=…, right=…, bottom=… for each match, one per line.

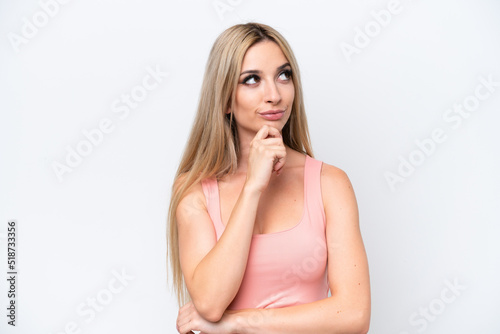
left=174, top=172, right=208, bottom=225
left=320, top=162, right=354, bottom=192
left=319, top=162, right=358, bottom=222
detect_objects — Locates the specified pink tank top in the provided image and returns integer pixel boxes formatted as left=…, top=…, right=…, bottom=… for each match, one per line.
left=201, top=154, right=329, bottom=310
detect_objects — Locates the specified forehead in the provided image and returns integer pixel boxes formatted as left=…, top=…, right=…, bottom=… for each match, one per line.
left=241, top=41, right=288, bottom=70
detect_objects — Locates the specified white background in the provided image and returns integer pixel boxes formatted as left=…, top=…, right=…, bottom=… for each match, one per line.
left=1, top=0, right=499, bottom=333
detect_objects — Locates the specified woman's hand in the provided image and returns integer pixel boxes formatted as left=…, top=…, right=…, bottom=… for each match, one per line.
left=245, top=125, right=287, bottom=193
left=176, top=301, right=237, bottom=334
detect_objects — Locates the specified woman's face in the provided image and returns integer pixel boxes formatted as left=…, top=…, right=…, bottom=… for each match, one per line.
left=229, top=40, right=295, bottom=137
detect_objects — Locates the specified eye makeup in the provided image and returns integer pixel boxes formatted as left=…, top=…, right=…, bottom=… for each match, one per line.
left=240, top=67, right=293, bottom=86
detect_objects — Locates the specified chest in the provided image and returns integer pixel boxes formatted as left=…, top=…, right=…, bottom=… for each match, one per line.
left=218, top=173, right=305, bottom=235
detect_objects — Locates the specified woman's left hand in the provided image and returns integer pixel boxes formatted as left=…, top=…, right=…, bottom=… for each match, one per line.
left=176, top=301, right=238, bottom=334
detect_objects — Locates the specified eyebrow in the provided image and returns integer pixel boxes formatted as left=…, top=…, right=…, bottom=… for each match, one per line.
left=239, top=62, right=291, bottom=76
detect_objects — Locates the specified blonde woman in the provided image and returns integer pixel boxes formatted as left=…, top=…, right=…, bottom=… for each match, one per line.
left=168, top=22, right=370, bottom=334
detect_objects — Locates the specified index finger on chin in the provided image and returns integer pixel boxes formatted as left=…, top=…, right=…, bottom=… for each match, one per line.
left=262, top=125, right=281, bottom=139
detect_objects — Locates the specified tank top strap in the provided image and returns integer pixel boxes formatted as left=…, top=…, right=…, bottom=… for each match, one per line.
left=304, top=155, right=326, bottom=231
left=201, top=177, right=225, bottom=239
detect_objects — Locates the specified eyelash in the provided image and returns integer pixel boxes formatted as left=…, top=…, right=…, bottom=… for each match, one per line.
left=241, top=69, right=292, bottom=85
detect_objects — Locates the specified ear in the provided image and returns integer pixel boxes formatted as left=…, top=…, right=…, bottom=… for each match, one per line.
left=226, top=107, right=231, bottom=114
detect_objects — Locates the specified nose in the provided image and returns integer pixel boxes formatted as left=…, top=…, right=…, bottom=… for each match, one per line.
left=264, top=80, right=281, bottom=104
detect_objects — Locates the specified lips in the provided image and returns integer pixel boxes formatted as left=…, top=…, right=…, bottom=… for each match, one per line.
left=258, top=110, right=285, bottom=121
left=259, top=109, right=285, bottom=115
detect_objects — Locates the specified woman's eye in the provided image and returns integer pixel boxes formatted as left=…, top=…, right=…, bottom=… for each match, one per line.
left=243, top=75, right=259, bottom=85
left=278, top=69, right=292, bottom=81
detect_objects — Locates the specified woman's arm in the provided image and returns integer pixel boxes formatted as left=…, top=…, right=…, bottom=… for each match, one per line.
left=176, top=125, right=286, bottom=323
left=176, top=175, right=263, bottom=322
left=229, top=164, right=371, bottom=333
left=177, top=164, right=370, bottom=334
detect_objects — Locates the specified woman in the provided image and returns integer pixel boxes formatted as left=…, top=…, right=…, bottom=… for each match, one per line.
left=167, top=22, right=370, bottom=333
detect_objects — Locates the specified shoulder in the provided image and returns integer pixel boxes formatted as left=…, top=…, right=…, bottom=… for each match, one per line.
left=320, top=162, right=352, bottom=189
left=319, top=162, right=358, bottom=217
left=173, top=172, right=208, bottom=223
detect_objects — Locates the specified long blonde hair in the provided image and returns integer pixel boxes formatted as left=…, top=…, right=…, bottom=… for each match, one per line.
left=167, top=22, right=314, bottom=307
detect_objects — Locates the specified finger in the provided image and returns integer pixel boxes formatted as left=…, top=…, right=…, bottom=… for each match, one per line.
left=264, top=125, right=281, bottom=139
left=272, top=148, right=287, bottom=171
left=177, top=316, right=190, bottom=329
left=176, top=309, right=191, bottom=329
left=267, top=146, right=286, bottom=172
left=260, top=137, right=284, bottom=146
left=178, top=321, right=193, bottom=334
left=274, top=159, right=286, bottom=173
left=253, top=125, right=270, bottom=141
left=254, top=125, right=281, bottom=140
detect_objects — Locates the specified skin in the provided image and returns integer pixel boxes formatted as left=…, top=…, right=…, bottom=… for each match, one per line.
left=221, top=39, right=300, bottom=235
left=176, top=40, right=371, bottom=333
left=227, top=39, right=295, bottom=179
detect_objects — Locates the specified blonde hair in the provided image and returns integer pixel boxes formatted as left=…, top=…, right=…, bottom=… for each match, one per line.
left=167, top=22, right=314, bottom=307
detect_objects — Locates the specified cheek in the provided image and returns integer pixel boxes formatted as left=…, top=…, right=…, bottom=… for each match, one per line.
left=284, top=85, right=295, bottom=105
left=235, top=88, right=260, bottom=111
